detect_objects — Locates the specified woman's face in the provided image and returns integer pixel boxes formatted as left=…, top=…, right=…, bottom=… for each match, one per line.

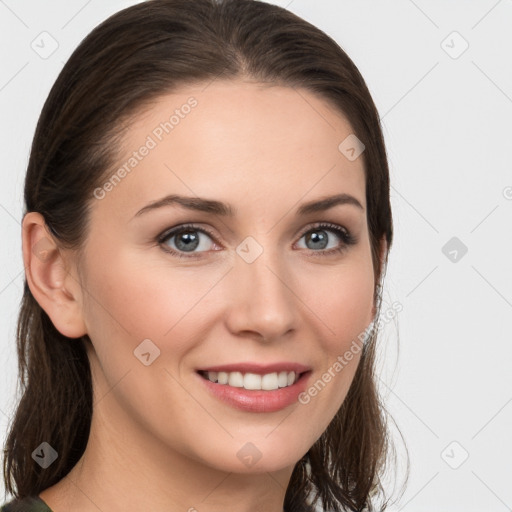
left=75, top=79, right=377, bottom=474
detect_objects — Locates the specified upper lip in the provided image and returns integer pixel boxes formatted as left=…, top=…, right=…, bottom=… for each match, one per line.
left=197, top=362, right=311, bottom=375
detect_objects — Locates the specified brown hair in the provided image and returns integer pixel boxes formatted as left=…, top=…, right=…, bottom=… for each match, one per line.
left=2, top=0, right=405, bottom=510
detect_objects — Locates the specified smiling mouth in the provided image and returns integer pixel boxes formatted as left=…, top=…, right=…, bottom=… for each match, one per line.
left=197, top=370, right=309, bottom=391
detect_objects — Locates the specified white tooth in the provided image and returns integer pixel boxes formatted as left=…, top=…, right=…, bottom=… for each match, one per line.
left=261, top=372, right=279, bottom=390
left=217, top=371, right=229, bottom=384
left=277, top=371, right=288, bottom=388
left=212, top=370, right=298, bottom=389
left=244, top=373, right=262, bottom=390
left=228, top=371, right=244, bottom=387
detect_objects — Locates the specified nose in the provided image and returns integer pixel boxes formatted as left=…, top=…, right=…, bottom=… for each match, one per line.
left=224, top=246, right=297, bottom=343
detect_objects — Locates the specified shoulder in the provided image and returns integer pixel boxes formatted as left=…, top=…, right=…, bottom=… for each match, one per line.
left=0, top=496, right=53, bottom=512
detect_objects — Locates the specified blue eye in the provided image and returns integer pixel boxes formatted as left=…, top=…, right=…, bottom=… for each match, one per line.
left=158, top=224, right=217, bottom=258
left=157, top=222, right=357, bottom=259
left=296, top=222, right=357, bottom=257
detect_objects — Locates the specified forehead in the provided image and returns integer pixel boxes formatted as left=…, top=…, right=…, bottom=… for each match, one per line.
left=95, top=80, right=366, bottom=221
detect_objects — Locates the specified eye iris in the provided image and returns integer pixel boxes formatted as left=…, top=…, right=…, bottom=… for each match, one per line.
left=175, top=230, right=200, bottom=251
left=306, top=230, right=328, bottom=250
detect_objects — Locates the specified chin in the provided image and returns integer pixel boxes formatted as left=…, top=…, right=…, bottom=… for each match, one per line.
left=197, top=438, right=309, bottom=475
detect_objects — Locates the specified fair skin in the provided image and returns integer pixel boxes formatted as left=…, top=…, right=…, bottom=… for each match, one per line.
left=24, top=79, right=385, bottom=512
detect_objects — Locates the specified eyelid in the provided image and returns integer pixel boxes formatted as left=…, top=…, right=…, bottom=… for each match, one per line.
left=296, top=221, right=349, bottom=239
left=158, top=223, right=217, bottom=242
left=157, top=223, right=221, bottom=249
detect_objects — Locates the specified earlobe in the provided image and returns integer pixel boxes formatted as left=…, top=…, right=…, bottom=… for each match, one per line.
left=22, top=212, right=87, bottom=339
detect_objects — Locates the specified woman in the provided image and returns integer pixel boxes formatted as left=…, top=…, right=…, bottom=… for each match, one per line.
left=1, top=0, right=400, bottom=510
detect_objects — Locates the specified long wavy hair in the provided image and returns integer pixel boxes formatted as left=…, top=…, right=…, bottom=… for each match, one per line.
left=2, top=0, right=406, bottom=510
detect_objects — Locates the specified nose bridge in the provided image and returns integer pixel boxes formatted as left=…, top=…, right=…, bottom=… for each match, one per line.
left=225, top=238, right=297, bottom=340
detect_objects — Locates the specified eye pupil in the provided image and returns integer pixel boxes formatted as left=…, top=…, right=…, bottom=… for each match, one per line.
left=175, top=230, right=200, bottom=251
left=306, top=230, right=328, bottom=250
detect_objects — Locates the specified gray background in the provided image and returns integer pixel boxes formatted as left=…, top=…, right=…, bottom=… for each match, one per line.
left=1, top=1, right=511, bottom=510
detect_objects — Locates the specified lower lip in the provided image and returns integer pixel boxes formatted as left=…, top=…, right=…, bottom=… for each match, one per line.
left=196, top=371, right=312, bottom=413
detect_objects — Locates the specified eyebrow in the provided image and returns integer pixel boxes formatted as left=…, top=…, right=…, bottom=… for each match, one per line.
left=132, top=192, right=364, bottom=219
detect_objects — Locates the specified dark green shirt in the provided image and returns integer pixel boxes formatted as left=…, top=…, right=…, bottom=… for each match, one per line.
left=0, top=496, right=52, bottom=512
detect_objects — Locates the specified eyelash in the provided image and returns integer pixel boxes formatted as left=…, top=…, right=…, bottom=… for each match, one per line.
left=157, top=222, right=358, bottom=260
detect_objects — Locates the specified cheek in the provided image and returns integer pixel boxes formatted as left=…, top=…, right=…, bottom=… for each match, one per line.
left=293, top=256, right=374, bottom=420
left=300, top=258, right=375, bottom=346
left=80, top=243, right=219, bottom=368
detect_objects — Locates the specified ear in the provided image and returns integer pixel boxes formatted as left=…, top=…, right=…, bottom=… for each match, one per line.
left=22, top=212, right=87, bottom=339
